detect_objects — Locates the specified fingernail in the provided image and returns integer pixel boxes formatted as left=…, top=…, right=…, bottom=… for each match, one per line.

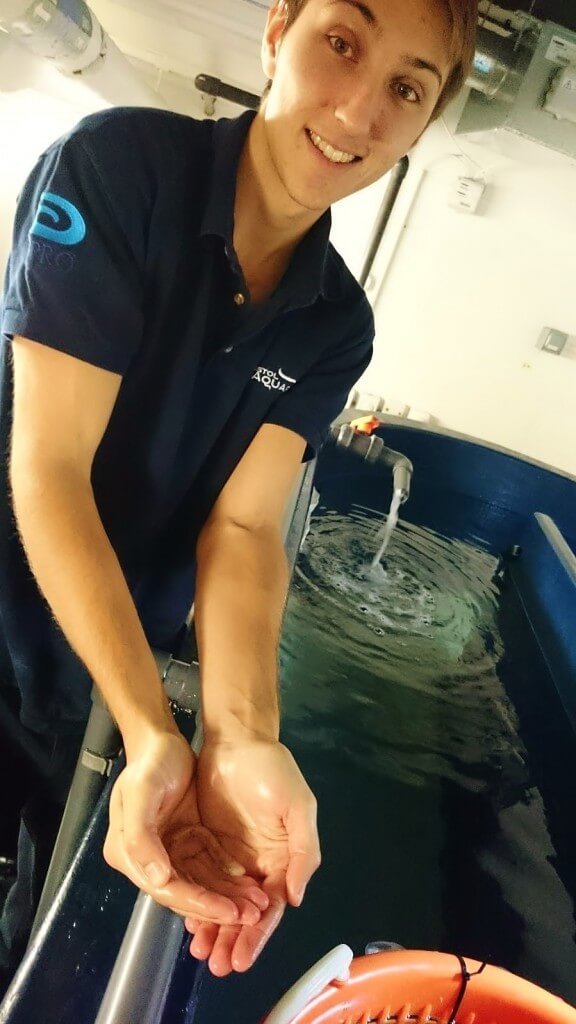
left=252, top=889, right=269, bottom=909
left=241, top=906, right=260, bottom=926
left=295, top=888, right=305, bottom=907
left=144, top=862, right=166, bottom=886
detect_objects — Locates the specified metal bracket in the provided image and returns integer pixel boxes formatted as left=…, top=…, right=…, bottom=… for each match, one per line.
left=80, top=749, right=116, bottom=777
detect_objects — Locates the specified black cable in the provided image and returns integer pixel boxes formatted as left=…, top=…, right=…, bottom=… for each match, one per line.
left=448, top=954, right=488, bottom=1023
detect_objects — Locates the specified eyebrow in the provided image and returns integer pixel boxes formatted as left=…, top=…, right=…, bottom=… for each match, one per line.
left=401, top=54, right=443, bottom=87
left=327, top=0, right=377, bottom=27
left=326, top=0, right=445, bottom=87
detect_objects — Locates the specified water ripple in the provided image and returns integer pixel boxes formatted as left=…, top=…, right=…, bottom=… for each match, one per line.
left=281, top=503, right=525, bottom=793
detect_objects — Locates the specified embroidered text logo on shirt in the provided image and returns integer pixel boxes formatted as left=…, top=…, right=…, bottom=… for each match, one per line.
left=30, top=192, right=87, bottom=246
left=252, top=366, right=297, bottom=392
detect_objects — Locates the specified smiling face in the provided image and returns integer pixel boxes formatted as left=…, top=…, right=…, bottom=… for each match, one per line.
left=258, top=0, right=454, bottom=214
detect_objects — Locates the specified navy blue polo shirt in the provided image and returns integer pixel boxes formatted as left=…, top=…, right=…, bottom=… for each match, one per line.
left=0, top=106, right=374, bottom=734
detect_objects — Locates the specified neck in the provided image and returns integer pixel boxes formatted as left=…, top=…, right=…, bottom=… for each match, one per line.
left=233, top=113, right=325, bottom=269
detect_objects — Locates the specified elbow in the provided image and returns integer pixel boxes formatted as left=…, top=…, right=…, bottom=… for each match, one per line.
left=9, top=449, right=91, bottom=519
left=197, top=514, right=288, bottom=566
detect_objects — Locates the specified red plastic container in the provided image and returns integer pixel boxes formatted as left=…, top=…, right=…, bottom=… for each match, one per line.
left=262, top=947, right=576, bottom=1024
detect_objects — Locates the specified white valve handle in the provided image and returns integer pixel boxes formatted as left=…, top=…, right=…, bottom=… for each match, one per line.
left=264, top=944, right=353, bottom=1024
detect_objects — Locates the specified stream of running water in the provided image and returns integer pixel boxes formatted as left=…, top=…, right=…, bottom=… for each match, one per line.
left=371, top=489, right=404, bottom=569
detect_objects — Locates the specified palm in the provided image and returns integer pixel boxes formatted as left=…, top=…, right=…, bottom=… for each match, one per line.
left=195, top=755, right=291, bottom=883
left=184, top=739, right=320, bottom=977
left=159, top=776, right=271, bottom=922
left=104, top=734, right=269, bottom=926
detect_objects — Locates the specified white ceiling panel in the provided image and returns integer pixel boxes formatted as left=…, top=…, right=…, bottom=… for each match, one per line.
left=89, top=0, right=268, bottom=113
left=99, top=0, right=269, bottom=46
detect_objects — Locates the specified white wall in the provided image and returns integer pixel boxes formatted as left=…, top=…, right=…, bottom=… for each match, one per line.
left=350, top=113, right=576, bottom=476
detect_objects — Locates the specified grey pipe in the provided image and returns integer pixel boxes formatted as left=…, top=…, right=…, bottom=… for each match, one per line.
left=94, top=897, right=185, bottom=1024
left=0, top=0, right=103, bottom=73
left=30, top=689, right=123, bottom=940
left=194, top=73, right=261, bottom=110
left=94, top=666, right=205, bottom=1024
left=359, top=156, right=409, bottom=289
left=330, top=423, right=413, bottom=504
left=30, top=649, right=194, bottom=943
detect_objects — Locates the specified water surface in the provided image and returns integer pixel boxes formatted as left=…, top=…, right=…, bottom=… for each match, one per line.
left=196, top=502, right=576, bottom=1021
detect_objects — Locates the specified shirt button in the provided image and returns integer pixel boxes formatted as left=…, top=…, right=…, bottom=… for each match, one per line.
left=223, top=346, right=233, bottom=353
left=233, top=292, right=245, bottom=306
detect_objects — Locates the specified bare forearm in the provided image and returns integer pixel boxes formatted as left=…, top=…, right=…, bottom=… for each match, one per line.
left=10, top=462, right=176, bottom=752
left=195, top=520, right=289, bottom=743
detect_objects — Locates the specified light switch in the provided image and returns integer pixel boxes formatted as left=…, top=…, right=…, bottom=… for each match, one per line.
left=537, top=327, right=569, bottom=355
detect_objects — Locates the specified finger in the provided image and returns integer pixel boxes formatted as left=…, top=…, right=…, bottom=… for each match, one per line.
left=223, top=896, right=260, bottom=926
left=210, top=882, right=268, bottom=920
left=188, top=922, right=221, bottom=963
left=174, top=894, right=259, bottom=927
left=185, top=878, right=286, bottom=975
left=105, top=785, right=170, bottom=890
left=228, top=887, right=286, bottom=973
left=146, top=875, right=241, bottom=923
left=103, top=782, right=125, bottom=867
left=208, top=925, right=242, bottom=978
left=221, top=874, right=270, bottom=911
left=285, top=798, right=321, bottom=907
left=184, top=917, right=202, bottom=932
left=175, top=890, right=259, bottom=926
left=177, top=857, right=269, bottom=915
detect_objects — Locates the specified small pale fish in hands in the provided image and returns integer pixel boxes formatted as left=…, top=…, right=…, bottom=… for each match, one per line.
left=104, top=735, right=269, bottom=927
left=159, top=784, right=271, bottom=926
left=183, top=737, right=321, bottom=978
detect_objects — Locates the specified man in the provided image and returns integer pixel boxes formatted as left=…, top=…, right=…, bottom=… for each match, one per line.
left=0, top=0, right=477, bottom=989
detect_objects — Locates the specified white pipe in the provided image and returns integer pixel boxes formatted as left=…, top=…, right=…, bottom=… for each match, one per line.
left=0, top=0, right=163, bottom=107
left=0, top=0, right=102, bottom=72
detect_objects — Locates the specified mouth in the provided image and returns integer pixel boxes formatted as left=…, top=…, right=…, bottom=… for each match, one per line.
left=305, top=128, right=363, bottom=167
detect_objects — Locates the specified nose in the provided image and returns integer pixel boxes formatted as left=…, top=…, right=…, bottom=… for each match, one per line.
left=333, top=72, right=383, bottom=141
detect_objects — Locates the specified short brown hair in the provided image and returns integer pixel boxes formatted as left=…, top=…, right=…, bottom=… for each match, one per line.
left=263, top=0, right=478, bottom=120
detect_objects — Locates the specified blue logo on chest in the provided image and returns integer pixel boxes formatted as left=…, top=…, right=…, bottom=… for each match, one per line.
left=30, top=191, right=86, bottom=246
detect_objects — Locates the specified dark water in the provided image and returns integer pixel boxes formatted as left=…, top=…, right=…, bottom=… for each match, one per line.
left=195, top=501, right=576, bottom=1022
left=3, top=500, right=575, bottom=1023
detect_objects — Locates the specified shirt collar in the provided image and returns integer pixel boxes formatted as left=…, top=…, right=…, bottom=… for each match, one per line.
left=199, top=109, right=343, bottom=305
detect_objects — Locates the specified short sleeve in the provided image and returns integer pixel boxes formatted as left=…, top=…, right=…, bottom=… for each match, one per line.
left=265, top=313, right=374, bottom=461
left=1, top=126, right=146, bottom=375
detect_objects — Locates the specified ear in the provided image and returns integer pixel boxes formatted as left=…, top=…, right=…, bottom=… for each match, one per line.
left=260, top=2, right=289, bottom=82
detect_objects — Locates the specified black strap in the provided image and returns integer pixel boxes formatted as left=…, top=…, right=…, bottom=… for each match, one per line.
left=448, top=954, right=488, bottom=1023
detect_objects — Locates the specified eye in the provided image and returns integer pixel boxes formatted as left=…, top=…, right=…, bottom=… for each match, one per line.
left=395, top=82, right=421, bottom=104
left=328, top=34, right=354, bottom=60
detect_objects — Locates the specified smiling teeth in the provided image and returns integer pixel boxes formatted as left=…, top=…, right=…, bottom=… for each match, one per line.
left=309, top=131, right=357, bottom=164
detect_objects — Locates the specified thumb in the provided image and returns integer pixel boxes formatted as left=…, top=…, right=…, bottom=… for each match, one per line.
left=285, top=799, right=321, bottom=908
left=120, top=774, right=173, bottom=888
